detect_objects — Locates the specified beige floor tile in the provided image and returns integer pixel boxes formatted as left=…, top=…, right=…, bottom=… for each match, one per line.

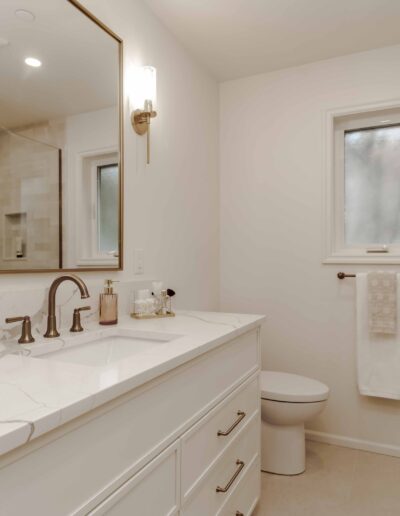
left=345, top=450, right=400, bottom=515
left=253, top=441, right=400, bottom=516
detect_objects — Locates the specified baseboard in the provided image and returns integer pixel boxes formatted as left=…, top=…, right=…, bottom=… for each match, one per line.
left=306, top=430, right=400, bottom=458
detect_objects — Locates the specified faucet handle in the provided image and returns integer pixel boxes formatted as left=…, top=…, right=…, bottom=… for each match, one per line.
left=70, top=306, right=91, bottom=333
left=5, top=316, right=35, bottom=344
left=76, top=306, right=91, bottom=312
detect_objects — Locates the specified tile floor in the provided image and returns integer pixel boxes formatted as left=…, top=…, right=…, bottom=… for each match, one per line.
left=254, top=441, right=400, bottom=516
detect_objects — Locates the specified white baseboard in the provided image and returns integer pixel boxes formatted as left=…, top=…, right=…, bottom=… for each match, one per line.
left=306, top=430, right=400, bottom=458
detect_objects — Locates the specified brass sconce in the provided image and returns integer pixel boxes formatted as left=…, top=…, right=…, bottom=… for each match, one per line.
left=131, top=66, right=157, bottom=164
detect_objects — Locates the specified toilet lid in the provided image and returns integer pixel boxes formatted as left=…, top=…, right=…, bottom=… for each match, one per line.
left=260, top=371, right=329, bottom=403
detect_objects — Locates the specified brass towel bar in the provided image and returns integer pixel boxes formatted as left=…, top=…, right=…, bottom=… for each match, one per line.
left=337, top=272, right=356, bottom=279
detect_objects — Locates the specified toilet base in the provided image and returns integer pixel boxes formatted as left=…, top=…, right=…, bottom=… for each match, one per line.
left=261, top=420, right=305, bottom=475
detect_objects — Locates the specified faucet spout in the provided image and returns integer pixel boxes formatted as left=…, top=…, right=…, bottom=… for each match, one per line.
left=44, top=275, right=90, bottom=338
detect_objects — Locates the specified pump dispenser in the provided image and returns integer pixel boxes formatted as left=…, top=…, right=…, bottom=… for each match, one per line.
left=99, top=279, right=118, bottom=325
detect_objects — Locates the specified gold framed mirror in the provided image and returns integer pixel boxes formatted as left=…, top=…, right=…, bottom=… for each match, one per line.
left=0, top=0, right=123, bottom=273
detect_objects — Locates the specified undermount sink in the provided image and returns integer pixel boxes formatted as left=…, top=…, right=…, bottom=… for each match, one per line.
left=34, top=329, right=182, bottom=367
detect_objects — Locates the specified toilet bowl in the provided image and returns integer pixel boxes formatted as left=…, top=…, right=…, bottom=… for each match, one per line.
left=260, top=371, right=329, bottom=475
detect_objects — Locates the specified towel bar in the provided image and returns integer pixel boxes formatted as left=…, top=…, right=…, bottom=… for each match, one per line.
left=337, top=272, right=356, bottom=279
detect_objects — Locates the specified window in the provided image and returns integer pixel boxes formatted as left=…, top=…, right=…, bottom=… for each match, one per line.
left=325, top=103, right=400, bottom=263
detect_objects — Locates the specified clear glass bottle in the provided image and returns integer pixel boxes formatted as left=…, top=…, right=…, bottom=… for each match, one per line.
left=99, top=279, right=118, bottom=325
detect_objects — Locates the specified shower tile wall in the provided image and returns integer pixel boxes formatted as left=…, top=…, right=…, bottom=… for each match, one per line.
left=0, top=121, right=63, bottom=270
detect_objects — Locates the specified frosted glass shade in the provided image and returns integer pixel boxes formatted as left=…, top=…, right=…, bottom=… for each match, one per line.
left=130, top=65, right=157, bottom=110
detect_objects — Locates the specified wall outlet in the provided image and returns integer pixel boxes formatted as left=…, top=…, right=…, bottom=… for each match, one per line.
left=134, top=248, right=144, bottom=275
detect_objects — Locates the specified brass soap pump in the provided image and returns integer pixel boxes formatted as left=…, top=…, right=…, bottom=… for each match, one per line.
left=99, top=279, right=118, bottom=325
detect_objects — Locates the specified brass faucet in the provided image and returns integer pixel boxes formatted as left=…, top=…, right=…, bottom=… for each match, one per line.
left=44, top=275, right=90, bottom=338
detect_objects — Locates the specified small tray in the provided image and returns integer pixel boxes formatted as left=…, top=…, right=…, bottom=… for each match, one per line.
left=130, top=312, right=175, bottom=320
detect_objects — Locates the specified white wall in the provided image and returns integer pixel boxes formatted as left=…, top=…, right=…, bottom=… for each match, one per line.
left=64, top=106, right=118, bottom=268
left=220, top=44, right=400, bottom=450
left=0, top=0, right=219, bottom=313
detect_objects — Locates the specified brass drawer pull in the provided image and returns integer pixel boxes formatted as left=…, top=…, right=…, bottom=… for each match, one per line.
left=216, top=459, right=245, bottom=493
left=217, top=411, right=246, bottom=436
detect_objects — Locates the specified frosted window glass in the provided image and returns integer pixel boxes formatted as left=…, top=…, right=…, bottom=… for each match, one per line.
left=344, top=126, right=400, bottom=245
left=97, top=164, right=118, bottom=253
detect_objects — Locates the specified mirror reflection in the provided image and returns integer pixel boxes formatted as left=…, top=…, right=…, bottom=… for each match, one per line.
left=0, top=0, right=121, bottom=271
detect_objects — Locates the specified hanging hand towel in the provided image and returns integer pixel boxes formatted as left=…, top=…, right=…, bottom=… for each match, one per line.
left=368, top=272, right=397, bottom=334
left=357, top=273, right=400, bottom=399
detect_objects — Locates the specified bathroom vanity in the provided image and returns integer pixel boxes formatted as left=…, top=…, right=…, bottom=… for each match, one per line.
left=0, top=1, right=265, bottom=513
left=0, top=312, right=264, bottom=515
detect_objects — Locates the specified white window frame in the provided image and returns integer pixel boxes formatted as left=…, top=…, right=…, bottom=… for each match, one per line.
left=90, top=156, right=119, bottom=258
left=324, top=99, right=400, bottom=264
left=74, top=147, right=119, bottom=267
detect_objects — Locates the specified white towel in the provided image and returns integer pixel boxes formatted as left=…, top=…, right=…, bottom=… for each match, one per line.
left=368, top=272, right=397, bottom=334
left=357, top=273, right=400, bottom=399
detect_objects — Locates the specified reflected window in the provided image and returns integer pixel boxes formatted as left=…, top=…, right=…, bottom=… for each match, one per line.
left=97, top=164, right=118, bottom=254
left=78, top=151, right=119, bottom=266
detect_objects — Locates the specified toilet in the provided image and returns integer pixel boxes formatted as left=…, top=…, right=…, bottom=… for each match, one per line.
left=260, top=371, right=329, bottom=475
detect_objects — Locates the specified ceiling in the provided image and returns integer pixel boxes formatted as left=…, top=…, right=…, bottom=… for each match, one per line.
left=144, top=0, right=400, bottom=81
left=0, top=0, right=119, bottom=128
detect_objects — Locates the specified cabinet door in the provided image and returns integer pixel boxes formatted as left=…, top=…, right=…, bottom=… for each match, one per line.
left=88, top=442, right=179, bottom=516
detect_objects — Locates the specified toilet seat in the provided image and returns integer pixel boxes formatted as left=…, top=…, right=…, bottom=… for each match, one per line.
left=260, top=371, right=329, bottom=403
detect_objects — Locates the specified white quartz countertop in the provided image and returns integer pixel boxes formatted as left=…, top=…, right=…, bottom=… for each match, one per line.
left=0, top=310, right=265, bottom=457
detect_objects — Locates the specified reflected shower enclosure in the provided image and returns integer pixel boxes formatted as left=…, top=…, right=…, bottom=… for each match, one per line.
left=0, top=129, right=61, bottom=270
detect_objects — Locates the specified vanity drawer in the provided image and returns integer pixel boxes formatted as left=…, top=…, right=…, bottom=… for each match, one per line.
left=181, top=374, right=259, bottom=502
left=218, top=455, right=260, bottom=516
left=180, top=411, right=259, bottom=516
left=88, top=441, right=179, bottom=516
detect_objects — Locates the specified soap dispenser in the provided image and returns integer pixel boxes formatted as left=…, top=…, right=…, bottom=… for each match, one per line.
left=99, top=279, right=118, bottom=325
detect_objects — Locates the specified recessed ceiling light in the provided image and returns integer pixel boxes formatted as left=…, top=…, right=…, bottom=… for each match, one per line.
left=15, top=9, right=36, bottom=22
left=0, top=37, right=9, bottom=48
left=25, top=57, right=42, bottom=68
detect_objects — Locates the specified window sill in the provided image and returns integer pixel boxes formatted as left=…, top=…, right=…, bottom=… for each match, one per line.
left=324, top=254, right=400, bottom=265
left=77, top=257, right=118, bottom=267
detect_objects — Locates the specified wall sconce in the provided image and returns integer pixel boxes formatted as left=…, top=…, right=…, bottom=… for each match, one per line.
left=130, top=65, right=157, bottom=164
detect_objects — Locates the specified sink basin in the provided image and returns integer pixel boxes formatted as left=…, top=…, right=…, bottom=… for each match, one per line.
left=34, top=329, right=182, bottom=367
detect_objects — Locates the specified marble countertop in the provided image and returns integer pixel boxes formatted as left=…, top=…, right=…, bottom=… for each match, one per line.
left=0, top=310, right=265, bottom=457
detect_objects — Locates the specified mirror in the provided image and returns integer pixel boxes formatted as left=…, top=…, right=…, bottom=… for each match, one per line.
left=0, top=0, right=122, bottom=272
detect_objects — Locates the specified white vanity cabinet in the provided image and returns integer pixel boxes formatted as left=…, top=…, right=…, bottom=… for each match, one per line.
left=88, top=442, right=180, bottom=516
left=0, top=328, right=261, bottom=516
